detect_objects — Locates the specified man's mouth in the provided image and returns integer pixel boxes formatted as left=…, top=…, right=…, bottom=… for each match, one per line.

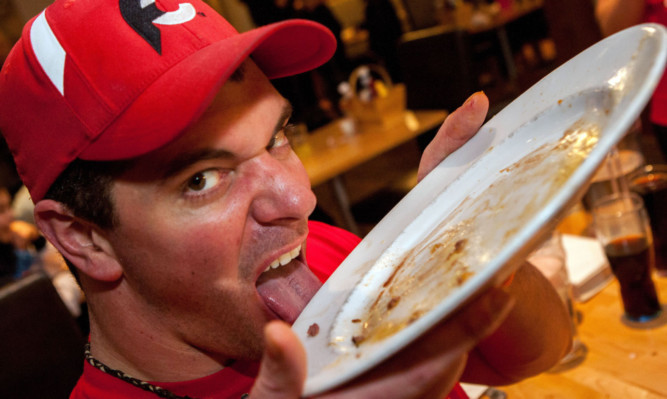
left=256, top=245, right=322, bottom=324
left=263, top=246, right=301, bottom=272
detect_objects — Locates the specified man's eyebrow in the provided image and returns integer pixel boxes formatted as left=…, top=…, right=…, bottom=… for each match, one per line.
left=161, top=148, right=233, bottom=180
left=274, top=102, right=293, bottom=134
left=162, top=102, right=293, bottom=179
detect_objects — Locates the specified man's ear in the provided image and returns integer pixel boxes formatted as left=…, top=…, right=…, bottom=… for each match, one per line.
left=34, top=199, right=122, bottom=282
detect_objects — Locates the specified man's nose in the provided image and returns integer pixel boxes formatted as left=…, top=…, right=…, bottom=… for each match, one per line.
left=246, top=153, right=317, bottom=224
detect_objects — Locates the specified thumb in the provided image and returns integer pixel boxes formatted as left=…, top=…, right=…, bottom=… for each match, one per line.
left=249, top=320, right=307, bottom=399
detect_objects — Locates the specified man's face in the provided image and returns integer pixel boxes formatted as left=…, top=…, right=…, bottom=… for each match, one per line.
left=105, top=62, right=320, bottom=361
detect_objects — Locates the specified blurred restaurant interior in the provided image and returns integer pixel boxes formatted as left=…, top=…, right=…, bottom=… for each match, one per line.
left=2, top=0, right=663, bottom=234
left=2, top=0, right=667, bottom=398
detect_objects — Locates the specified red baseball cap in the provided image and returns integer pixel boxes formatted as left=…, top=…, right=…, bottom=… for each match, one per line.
left=0, top=0, right=336, bottom=201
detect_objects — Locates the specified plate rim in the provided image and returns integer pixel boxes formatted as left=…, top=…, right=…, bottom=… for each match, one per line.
left=296, top=23, right=667, bottom=396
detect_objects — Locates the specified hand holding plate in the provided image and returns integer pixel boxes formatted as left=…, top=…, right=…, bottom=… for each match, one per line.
left=417, top=91, right=489, bottom=181
left=250, top=287, right=514, bottom=399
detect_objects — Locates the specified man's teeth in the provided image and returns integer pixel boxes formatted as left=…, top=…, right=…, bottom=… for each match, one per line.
left=264, top=247, right=300, bottom=273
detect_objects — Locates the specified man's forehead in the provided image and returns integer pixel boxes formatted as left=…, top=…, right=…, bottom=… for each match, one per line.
left=198, top=59, right=283, bottom=118
left=118, top=80, right=290, bottom=180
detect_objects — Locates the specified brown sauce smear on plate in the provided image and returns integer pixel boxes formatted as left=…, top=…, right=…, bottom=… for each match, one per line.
left=344, top=119, right=600, bottom=347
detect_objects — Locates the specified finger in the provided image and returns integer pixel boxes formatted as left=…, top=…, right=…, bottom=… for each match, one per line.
left=417, top=354, right=468, bottom=399
left=417, top=91, right=489, bottom=181
left=320, top=287, right=514, bottom=399
left=249, top=321, right=307, bottom=399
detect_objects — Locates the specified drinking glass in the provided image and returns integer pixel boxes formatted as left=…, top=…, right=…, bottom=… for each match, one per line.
left=629, top=164, right=667, bottom=276
left=583, top=148, right=643, bottom=209
left=592, top=192, right=662, bottom=323
left=529, top=232, right=587, bottom=371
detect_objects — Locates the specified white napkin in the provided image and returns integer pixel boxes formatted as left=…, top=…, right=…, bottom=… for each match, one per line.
left=561, top=234, right=613, bottom=302
left=461, top=383, right=491, bottom=398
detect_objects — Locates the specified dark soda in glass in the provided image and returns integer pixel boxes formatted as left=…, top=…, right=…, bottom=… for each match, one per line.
left=630, top=165, right=667, bottom=276
left=604, top=234, right=661, bottom=321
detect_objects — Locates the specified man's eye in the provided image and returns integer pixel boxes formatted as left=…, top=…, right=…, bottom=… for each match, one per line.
left=268, top=129, right=290, bottom=150
left=186, top=170, right=221, bottom=192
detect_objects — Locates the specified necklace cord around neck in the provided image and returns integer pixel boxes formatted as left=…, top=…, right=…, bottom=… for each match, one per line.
left=83, top=343, right=248, bottom=398
left=84, top=342, right=196, bottom=399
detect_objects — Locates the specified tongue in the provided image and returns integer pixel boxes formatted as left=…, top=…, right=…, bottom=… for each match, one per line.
left=256, top=259, right=322, bottom=324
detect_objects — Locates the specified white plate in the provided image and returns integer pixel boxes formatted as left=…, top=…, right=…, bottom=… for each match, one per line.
left=293, top=23, right=667, bottom=396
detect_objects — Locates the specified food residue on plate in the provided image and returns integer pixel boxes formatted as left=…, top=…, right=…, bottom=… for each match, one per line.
left=307, top=323, right=320, bottom=337
left=332, top=117, right=601, bottom=350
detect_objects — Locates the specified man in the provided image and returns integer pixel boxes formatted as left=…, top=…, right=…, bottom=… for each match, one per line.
left=0, top=0, right=571, bottom=397
left=595, top=0, right=667, bottom=159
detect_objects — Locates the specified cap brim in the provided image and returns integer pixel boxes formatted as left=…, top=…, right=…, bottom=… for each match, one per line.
left=80, top=19, right=336, bottom=161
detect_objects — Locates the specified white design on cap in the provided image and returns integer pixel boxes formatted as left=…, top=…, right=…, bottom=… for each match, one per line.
left=140, top=0, right=196, bottom=26
left=30, top=11, right=66, bottom=96
left=154, top=3, right=196, bottom=25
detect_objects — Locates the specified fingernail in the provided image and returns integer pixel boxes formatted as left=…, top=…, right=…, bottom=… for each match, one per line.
left=464, top=91, right=485, bottom=107
left=464, top=93, right=476, bottom=107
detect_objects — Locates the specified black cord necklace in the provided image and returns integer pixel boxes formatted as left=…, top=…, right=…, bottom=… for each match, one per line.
left=84, top=343, right=249, bottom=399
left=84, top=342, right=197, bottom=399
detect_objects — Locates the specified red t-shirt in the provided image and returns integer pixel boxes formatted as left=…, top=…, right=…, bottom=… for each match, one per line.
left=645, top=0, right=667, bottom=126
left=70, top=221, right=468, bottom=399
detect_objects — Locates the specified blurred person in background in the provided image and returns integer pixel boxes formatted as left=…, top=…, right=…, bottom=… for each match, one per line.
left=0, top=184, right=83, bottom=317
left=363, top=0, right=404, bottom=82
left=0, top=186, right=17, bottom=283
left=241, top=0, right=295, bottom=26
left=596, top=0, right=667, bottom=158
left=0, top=186, right=42, bottom=280
left=242, top=0, right=349, bottom=129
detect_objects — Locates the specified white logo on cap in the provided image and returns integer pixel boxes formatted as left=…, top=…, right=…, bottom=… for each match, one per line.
left=120, top=0, right=197, bottom=54
left=30, top=11, right=66, bottom=96
left=28, top=2, right=198, bottom=96
left=143, top=0, right=196, bottom=25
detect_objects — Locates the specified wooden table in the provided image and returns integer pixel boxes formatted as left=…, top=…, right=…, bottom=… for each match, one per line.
left=297, top=110, right=448, bottom=234
left=501, top=262, right=667, bottom=398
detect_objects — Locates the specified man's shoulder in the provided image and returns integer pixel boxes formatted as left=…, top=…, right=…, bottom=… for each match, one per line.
left=307, top=220, right=361, bottom=248
left=71, top=361, right=258, bottom=398
left=306, top=220, right=361, bottom=282
left=70, top=362, right=160, bottom=399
